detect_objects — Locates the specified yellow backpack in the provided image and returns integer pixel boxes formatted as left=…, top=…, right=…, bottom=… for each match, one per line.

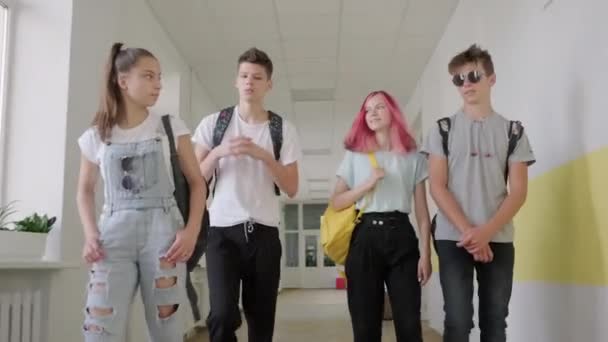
left=320, top=153, right=378, bottom=265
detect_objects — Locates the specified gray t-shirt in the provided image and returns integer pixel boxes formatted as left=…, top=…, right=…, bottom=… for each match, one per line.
left=421, top=111, right=535, bottom=242
left=336, top=150, right=428, bottom=213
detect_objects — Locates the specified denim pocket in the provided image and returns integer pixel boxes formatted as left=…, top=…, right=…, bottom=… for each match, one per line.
left=141, top=151, right=159, bottom=191
left=97, top=212, right=112, bottom=240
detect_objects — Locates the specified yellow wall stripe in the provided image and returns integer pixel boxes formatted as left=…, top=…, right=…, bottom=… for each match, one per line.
left=514, top=147, right=608, bottom=285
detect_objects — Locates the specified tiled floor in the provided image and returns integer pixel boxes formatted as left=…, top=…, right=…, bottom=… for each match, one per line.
left=187, top=289, right=441, bottom=341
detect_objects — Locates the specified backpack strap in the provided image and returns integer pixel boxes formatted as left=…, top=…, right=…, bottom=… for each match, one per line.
left=161, top=114, right=189, bottom=216
left=209, top=107, right=235, bottom=197
left=437, top=117, right=451, bottom=156
left=504, top=120, right=524, bottom=180
left=161, top=115, right=177, bottom=158
left=268, top=111, right=283, bottom=195
left=212, top=106, right=235, bottom=148
left=430, top=117, right=450, bottom=253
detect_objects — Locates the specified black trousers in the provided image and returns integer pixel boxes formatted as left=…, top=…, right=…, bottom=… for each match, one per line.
left=435, top=241, right=514, bottom=342
left=185, top=231, right=207, bottom=322
left=346, top=212, right=422, bottom=342
left=205, top=223, right=282, bottom=342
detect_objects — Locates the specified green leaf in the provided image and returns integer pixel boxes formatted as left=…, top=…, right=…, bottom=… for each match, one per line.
left=0, top=201, right=18, bottom=230
left=13, top=212, right=56, bottom=234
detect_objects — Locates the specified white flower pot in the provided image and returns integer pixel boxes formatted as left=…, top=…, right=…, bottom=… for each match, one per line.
left=0, top=230, right=48, bottom=260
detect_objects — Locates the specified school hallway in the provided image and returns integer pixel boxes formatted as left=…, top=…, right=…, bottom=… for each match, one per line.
left=1, top=1, right=607, bottom=342
left=186, top=289, right=442, bottom=342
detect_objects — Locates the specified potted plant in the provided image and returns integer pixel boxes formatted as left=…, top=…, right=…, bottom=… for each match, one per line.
left=0, top=202, right=56, bottom=260
left=14, top=213, right=56, bottom=233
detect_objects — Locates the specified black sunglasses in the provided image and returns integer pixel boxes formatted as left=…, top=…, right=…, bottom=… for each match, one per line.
left=120, top=156, right=135, bottom=190
left=452, top=70, right=484, bottom=87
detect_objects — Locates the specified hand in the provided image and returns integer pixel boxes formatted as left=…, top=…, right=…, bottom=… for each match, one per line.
left=229, top=137, right=270, bottom=160
left=212, top=141, right=234, bottom=159
left=417, top=255, right=432, bottom=286
left=457, top=226, right=493, bottom=254
left=472, top=244, right=494, bottom=263
left=165, top=226, right=198, bottom=263
left=82, top=232, right=104, bottom=264
left=366, top=168, right=385, bottom=189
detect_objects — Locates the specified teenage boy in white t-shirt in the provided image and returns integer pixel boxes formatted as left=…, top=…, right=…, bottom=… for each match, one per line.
left=192, top=47, right=301, bottom=342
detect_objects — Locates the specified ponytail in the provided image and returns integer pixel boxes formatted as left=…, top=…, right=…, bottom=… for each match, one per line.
left=93, top=42, right=124, bottom=141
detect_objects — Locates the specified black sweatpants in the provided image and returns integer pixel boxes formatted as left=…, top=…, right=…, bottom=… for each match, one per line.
left=205, top=222, right=282, bottom=342
left=346, top=211, right=422, bottom=342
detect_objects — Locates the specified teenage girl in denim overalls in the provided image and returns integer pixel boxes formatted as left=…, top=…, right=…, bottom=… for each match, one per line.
left=76, top=43, right=206, bottom=342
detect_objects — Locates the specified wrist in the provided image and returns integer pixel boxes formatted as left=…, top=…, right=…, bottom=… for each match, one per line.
left=458, top=223, right=474, bottom=234
left=84, top=228, right=99, bottom=240
left=420, top=248, right=431, bottom=259
left=260, top=150, right=275, bottom=164
left=210, top=147, right=222, bottom=161
left=184, top=224, right=201, bottom=234
left=365, top=178, right=376, bottom=191
left=482, top=223, right=499, bottom=238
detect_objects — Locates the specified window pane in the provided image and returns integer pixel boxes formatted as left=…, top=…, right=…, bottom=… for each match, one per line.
left=285, top=233, right=299, bottom=267
left=305, top=235, right=317, bottom=267
left=302, top=203, right=326, bottom=230
left=283, top=204, right=298, bottom=231
left=0, top=5, right=5, bottom=44
left=323, top=254, right=335, bottom=267
left=0, top=3, right=8, bottom=199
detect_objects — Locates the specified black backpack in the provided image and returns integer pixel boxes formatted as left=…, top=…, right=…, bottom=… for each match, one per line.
left=161, top=115, right=210, bottom=322
left=161, top=115, right=209, bottom=265
left=430, top=117, right=525, bottom=244
left=209, top=106, right=284, bottom=196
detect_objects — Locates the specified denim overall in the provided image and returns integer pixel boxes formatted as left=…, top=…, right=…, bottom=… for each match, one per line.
left=83, top=133, right=186, bottom=342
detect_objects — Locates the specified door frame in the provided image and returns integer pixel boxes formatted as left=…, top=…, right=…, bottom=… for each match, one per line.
left=279, top=200, right=338, bottom=289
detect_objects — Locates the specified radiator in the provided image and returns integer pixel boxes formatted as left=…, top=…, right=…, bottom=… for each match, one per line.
left=0, top=291, right=42, bottom=342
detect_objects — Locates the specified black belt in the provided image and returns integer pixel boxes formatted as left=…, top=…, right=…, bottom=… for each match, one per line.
left=359, top=211, right=409, bottom=227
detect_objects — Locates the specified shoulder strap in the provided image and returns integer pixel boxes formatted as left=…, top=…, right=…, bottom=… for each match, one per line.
left=368, top=153, right=378, bottom=168
left=437, top=117, right=451, bottom=156
left=268, top=111, right=283, bottom=161
left=356, top=153, right=378, bottom=220
left=268, top=111, right=283, bottom=196
left=507, top=120, right=524, bottom=157
left=504, top=120, right=524, bottom=180
left=161, top=115, right=177, bottom=157
left=209, top=107, right=235, bottom=197
left=212, top=106, right=235, bottom=148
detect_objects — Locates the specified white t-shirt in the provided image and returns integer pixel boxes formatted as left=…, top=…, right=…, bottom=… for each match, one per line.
left=77, top=112, right=190, bottom=184
left=192, top=106, right=302, bottom=227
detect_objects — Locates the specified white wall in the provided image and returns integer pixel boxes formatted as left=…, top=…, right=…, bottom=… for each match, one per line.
left=1, top=0, right=215, bottom=341
left=190, top=70, right=219, bottom=128
left=407, top=0, right=608, bottom=341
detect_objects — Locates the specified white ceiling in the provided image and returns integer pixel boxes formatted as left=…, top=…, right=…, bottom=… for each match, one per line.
left=146, top=0, right=458, bottom=199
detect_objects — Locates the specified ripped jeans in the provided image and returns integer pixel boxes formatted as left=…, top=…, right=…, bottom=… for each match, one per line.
left=83, top=204, right=186, bottom=342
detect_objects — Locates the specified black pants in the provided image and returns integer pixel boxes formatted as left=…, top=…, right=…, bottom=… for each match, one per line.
left=435, top=240, right=514, bottom=342
left=185, top=230, right=207, bottom=322
left=205, top=223, right=282, bottom=342
left=345, top=212, right=422, bottom=342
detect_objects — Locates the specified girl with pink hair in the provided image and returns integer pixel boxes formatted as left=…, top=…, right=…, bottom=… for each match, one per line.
left=331, top=90, right=432, bottom=342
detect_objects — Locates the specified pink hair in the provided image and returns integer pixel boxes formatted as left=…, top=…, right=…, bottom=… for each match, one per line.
left=344, top=90, right=417, bottom=154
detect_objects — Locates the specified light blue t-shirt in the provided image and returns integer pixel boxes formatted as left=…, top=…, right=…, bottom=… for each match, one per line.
left=336, top=150, right=428, bottom=213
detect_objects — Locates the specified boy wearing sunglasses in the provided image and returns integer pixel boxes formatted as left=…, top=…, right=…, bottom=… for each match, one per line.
left=421, top=44, right=535, bottom=342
